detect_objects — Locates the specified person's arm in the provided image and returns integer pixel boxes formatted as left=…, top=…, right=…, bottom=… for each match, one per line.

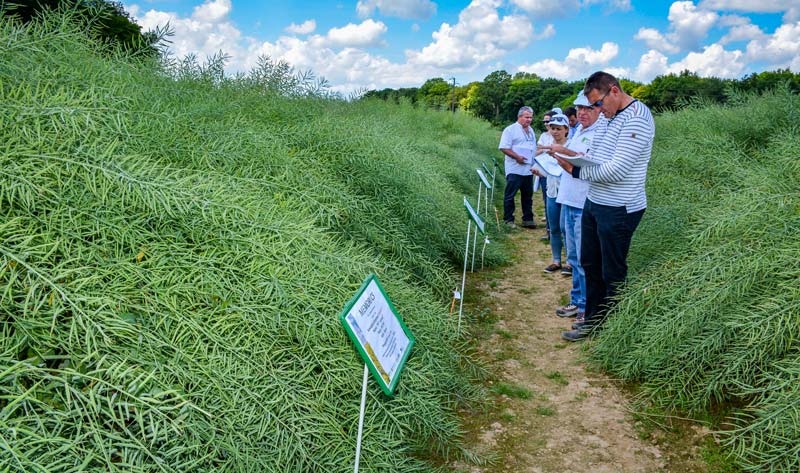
left=500, top=148, right=526, bottom=165
left=580, top=116, right=652, bottom=183
left=541, top=144, right=578, bottom=157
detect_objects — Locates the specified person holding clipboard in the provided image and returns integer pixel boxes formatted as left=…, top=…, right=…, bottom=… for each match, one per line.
left=544, top=71, right=655, bottom=342
left=498, top=106, right=538, bottom=229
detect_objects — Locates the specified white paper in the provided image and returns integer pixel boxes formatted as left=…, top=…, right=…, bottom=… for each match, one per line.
left=345, top=280, right=410, bottom=387
left=533, top=152, right=563, bottom=177
left=555, top=152, right=602, bottom=167
left=511, top=144, right=534, bottom=166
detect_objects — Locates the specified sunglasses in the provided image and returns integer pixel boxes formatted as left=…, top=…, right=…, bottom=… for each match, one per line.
left=591, top=89, right=611, bottom=108
left=543, top=120, right=550, bottom=124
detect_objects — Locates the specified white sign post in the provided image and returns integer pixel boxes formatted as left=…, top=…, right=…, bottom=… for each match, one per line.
left=458, top=197, right=485, bottom=333
left=482, top=161, right=499, bottom=226
left=471, top=170, right=490, bottom=272
left=340, top=274, right=415, bottom=472
left=477, top=168, right=492, bottom=219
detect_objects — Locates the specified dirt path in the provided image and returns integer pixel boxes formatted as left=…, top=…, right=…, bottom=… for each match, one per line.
left=453, top=216, right=712, bottom=472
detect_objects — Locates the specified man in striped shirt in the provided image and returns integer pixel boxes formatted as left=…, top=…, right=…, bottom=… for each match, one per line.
left=546, top=71, right=655, bottom=341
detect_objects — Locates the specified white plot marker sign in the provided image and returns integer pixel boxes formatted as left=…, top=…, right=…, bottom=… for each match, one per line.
left=340, top=274, right=415, bottom=472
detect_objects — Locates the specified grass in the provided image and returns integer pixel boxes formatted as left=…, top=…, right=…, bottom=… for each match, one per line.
left=590, top=89, right=800, bottom=472
left=535, top=406, right=556, bottom=416
left=545, top=371, right=569, bottom=386
left=491, top=383, right=533, bottom=400
left=0, top=13, right=509, bottom=472
left=495, top=329, right=514, bottom=339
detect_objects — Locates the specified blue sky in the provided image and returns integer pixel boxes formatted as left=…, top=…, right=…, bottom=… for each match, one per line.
left=126, top=0, right=800, bottom=93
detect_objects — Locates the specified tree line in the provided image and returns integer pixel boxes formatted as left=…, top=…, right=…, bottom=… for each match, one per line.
left=364, top=69, right=800, bottom=127
left=1, top=0, right=164, bottom=56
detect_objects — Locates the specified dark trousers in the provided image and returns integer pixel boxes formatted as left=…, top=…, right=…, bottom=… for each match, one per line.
left=580, top=199, right=644, bottom=325
left=502, top=174, right=533, bottom=223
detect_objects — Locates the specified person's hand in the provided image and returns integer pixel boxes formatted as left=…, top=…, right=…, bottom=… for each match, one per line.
left=514, top=155, right=526, bottom=164
left=531, top=167, right=544, bottom=177
left=553, top=154, right=574, bottom=174
left=547, top=144, right=570, bottom=155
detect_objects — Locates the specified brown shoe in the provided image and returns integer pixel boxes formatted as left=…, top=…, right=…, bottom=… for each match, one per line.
left=543, top=263, right=562, bottom=273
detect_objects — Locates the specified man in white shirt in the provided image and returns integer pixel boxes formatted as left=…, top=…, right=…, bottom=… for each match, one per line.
left=498, top=106, right=537, bottom=228
left=548, top=71, right=655, bottom=341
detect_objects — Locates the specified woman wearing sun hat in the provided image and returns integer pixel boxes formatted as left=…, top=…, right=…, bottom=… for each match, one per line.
left=532, top=113, right=569, bottom=273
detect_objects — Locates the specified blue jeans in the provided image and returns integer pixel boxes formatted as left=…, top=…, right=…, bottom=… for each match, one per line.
left=545, top=195, right=562, bottom=263
left=503, top=174, right=533, bottom=223
left=540, top=176, right=549, bottom=231
left=580, top=199, right=644, bottom=325
left=563, top=204, right=586, bottom=312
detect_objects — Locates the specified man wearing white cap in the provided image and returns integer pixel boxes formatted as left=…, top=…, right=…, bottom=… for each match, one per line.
left=553, top=92, right=607, bottom=325
left=546, top=71, right=655, bottom=341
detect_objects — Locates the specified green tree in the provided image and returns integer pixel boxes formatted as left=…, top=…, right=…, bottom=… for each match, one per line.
left=1, top=0, right=162, bottom=56
left=465, top=70, right=511, bottom=124
left=417, top=77, right=451, bottom=110
left=737, top=69, right=800, bottom=95
left=639, top=70, right=730, bottom=110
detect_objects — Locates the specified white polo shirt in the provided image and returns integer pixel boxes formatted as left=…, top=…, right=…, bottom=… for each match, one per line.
left=498, top=122, right=536, bottom=177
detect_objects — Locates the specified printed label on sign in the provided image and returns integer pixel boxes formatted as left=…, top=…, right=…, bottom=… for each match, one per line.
left=340, top=275, right=415, bottom=396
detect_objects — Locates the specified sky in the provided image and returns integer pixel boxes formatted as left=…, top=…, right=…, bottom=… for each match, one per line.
left=125, top=0, right=800, bottom=94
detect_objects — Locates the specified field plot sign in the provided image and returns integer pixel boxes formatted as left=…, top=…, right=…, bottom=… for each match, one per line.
left=340, top=274, right=415, bottom=396
left=464, top=196, right=485, bottom=234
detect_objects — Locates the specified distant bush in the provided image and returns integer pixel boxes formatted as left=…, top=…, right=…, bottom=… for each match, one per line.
left=0, top=13, right=504, bottom=472
left=591, top=89, right=800, bottom=471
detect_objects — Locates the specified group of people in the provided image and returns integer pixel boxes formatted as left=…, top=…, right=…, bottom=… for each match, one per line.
left=498, top=71, right=655, bottom=341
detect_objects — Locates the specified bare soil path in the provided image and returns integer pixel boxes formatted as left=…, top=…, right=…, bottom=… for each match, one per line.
left=452, top=218, right=713, bottom=473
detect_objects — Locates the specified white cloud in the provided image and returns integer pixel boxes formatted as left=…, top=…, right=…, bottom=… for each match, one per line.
left=718, top=14, right=750, bottom=27
left=633, top=2, right=718, bottom=53
left=510, top=0, right=581, bottom=18
left=633, top=43, right=746, bottom=81
left=247, top=36, right=435, bottom=93
left=699, top=1, right=800, bottom=21
left=285, top=20, right=316, bottom=35
left=666, top=1, right=719, bottom=51
left=719, top=23, right=765, bottom=44
left=534, top=23, right=556, bottom=40
left=322, top=19, right=388, bottom=48
left=670, top=43, right=745, bottom=77
left=634, top=49, right=670, bottom=80
left=356, top=0, right=437, bottom=20
left=511, top=0, right=631, bottom=17
left=517, top=42, right=620, bottom=79
left=634, top=27, right=679, bottom=54
left=192, top=0, right=231, bottom=22
left=605, top=0, right=633, bottom=11
left=130, top=0, right=244, bottom=60
left=405, top=0, right=532, bottom=69
left=744, top=21, right=800, bottom=68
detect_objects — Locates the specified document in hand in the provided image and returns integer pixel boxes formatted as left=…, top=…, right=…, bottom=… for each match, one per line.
left=555, top=152, right=603, bottom=167
left=533, top=153, right=563, bottom=177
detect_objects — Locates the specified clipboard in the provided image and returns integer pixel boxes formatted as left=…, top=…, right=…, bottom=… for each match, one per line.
left=554, top=152, right=602, bottom=167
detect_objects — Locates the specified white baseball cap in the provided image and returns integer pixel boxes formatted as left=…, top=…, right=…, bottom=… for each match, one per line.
left=573, top=91, right=591, bottom=107
left=548, top=114, right=569, bottom=127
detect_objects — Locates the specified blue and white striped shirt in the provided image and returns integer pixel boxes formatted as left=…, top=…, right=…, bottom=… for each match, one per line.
left=579, top=100, right=655, bottom=213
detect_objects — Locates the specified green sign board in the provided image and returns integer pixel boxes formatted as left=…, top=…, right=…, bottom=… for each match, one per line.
left=476, top=169, right=492, bottom=189
left=481, top=163, right=494, bottom=180
left=339, top=274, right=415, bottom=396
left=463, top=196, right=485, bottom=234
